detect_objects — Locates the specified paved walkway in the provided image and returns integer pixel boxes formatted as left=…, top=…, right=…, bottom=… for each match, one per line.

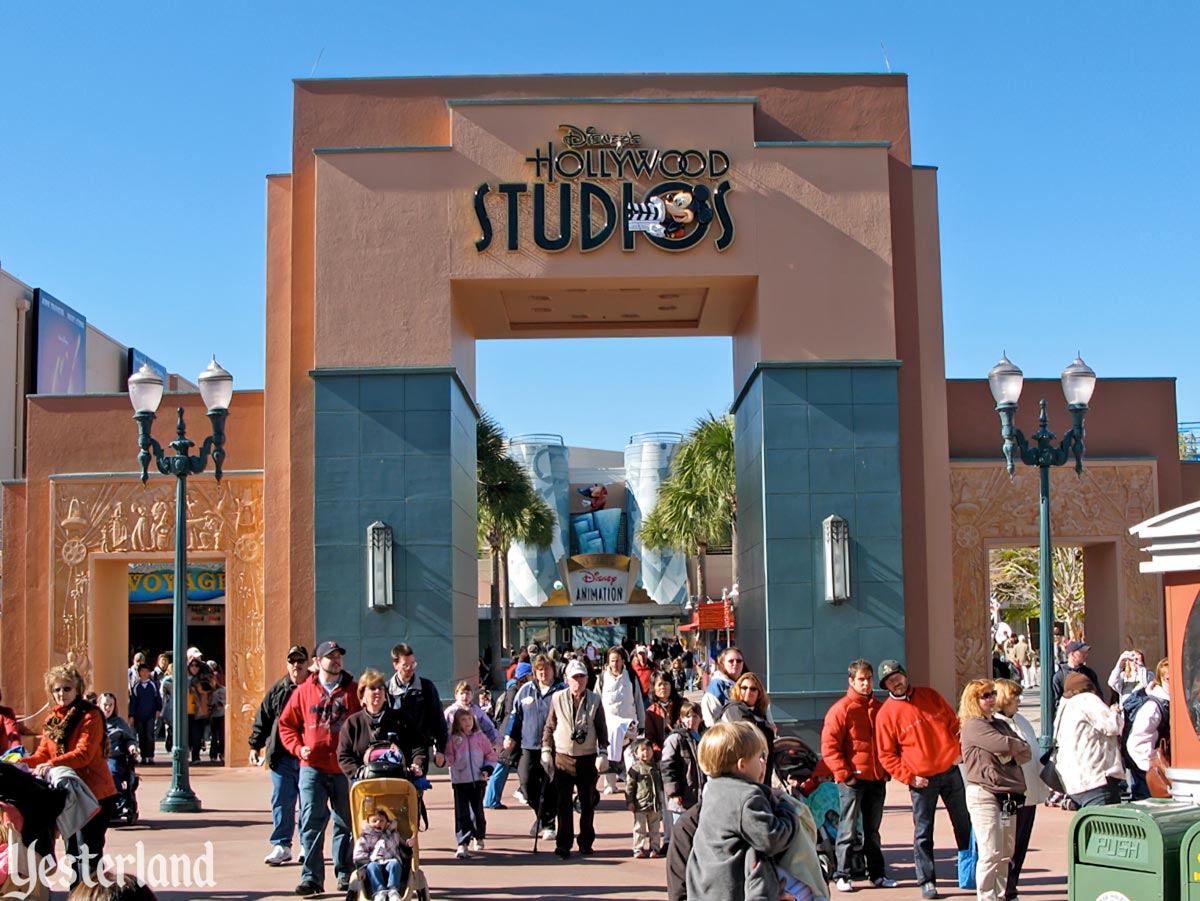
left=93, top=758, right=1072, bottom=901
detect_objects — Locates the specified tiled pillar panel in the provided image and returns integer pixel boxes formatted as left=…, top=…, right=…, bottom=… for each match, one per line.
left=312, top=369, right=478, bottom=689
left=734, top=363, right=905, bottom=722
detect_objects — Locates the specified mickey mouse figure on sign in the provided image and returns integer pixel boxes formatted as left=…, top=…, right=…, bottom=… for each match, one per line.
left=626, top=185, right=713, bottom=240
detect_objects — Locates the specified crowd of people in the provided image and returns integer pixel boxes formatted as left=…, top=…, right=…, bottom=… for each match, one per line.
left=0, top=625, right=1177, bottom=901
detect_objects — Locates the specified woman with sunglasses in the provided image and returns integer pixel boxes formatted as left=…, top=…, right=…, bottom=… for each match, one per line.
left=700, top=647, right=745, bottom=728
left=958, top=679, right=1031, bottom=901
left=337, top=668, right=419, bottom=781
left=23, top=664, right=117, bottom=886
left=718, top=673, right=775, bottom=781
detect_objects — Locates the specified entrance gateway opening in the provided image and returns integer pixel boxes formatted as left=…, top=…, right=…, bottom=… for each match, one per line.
left=289, top=75, right=939, bottom=723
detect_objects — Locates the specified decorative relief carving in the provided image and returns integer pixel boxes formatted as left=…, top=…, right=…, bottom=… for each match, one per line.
left=950, top=461, right=1159, bottom=692
left=50, top=475, right=265, bottom=760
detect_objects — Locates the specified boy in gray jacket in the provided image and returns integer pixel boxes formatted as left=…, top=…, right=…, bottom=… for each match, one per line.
left=686, top=721, right=797, bottom=901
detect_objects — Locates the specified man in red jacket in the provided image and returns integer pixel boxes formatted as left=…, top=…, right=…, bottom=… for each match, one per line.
left=874, top=659, right=971, bottom=901
left=278, top=639, right=361, bottom=897
left=821, top=658, right=896, bottom=893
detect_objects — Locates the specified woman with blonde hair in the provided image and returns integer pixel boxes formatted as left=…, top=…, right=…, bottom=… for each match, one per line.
left=1126, top=657, right=1170, bottom=800
left=992, top=678, right=1044, bottom=901
left=24, top=664, right=117, bottom=887
left=958, top=678, right=1031, bottom=901
left=719, top=673, right=776, bottom=780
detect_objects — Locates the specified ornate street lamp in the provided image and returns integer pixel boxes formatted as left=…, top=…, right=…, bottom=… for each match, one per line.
left=128, top=358, right=233, bottom=812
left=988, top=353, right=1096, bottom=753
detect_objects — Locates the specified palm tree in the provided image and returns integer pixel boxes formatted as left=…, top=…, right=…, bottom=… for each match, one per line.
left=638, top=413, right=736, bottom=600
left=477, top=412, right=555, bottom=680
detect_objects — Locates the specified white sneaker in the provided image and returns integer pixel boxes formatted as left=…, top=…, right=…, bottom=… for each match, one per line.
left=540, top=827, right=556, bottom=840
left=470, top=838, right=484, bottom=851
left=871, top=877, right=898, bottom=888
left=513, top=789, right=528, bottom=805
left=373, top=891, right=388, bottom=901
left=387, top=891, right=402, bottom=901
left=264, top=845, right=291, bottom=866
left=602, top=785, right=616, bottom=795
left=456, top=843, right=470, bottom=859
left=835, top=877, right=855, bottom=892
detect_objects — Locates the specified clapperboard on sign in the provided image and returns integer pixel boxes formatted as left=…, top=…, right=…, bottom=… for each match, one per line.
left=626, top=196, right=669, bottom=237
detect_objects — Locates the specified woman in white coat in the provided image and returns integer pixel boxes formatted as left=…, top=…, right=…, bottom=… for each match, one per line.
left=595, top=647, right=643, bottom=792
left=1053, top=672, right=1124, bottom=807
left=1126, top=657, right=1170, bottom=801
left=994, top=678, right=1046, bottom=901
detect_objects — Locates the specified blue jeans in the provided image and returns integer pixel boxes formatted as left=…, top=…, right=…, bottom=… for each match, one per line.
left=298, top=766, right=353, bottom=888
left=361, top=859, right=404, bottom=893
left=483, top=761, right=512, bottom=808
left=909, top=766, right=972, bottom=886
left=269, top=755, right=301, bottom=847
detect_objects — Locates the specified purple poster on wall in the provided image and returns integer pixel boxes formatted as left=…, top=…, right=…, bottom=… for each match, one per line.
left=33, top=288, right=86, bottom=394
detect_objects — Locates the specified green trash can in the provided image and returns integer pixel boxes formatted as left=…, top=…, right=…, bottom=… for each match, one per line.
left=1070, top=800, right=1200, bottom=901
left=1180, top=819, right=1200, bottom=900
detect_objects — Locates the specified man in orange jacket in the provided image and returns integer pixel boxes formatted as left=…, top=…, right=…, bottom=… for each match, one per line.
left=874, top=659, right=971, bottom=901
left=821, top=658, right=897, bottom=893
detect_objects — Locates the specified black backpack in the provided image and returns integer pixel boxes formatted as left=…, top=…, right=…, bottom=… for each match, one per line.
left=1120, top=688, right=1169, bottom=767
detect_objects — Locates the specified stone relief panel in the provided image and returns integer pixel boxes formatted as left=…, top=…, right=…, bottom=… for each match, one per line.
left=51, top=475, right=265, bottom=759
left=950, top=461, right=1159, bottom=692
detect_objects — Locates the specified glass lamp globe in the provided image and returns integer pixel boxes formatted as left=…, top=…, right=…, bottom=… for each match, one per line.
left=127, top=364, right=164, bottom=414
left=1061, top=355, right=1097, bottom=407
left=197, top=357, right=234, bottom=411
left=987, top=354, right=1024, bottom=407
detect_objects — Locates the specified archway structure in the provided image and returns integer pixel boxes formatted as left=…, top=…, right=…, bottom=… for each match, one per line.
left=265, top=74, right=952, bottom=713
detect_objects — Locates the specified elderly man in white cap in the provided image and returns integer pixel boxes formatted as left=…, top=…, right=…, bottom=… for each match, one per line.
left=541, top=659, right=609, bottom=859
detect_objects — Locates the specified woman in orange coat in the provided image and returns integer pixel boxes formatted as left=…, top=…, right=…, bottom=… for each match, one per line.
left=23, top=664, right=117, bottom=885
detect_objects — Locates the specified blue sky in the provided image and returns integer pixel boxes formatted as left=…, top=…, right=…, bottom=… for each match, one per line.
left=2, top=3, right=1196, bottom=450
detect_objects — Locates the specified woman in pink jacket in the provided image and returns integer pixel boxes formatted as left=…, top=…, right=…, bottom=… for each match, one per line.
left=446, top=708, right=497, bottom=859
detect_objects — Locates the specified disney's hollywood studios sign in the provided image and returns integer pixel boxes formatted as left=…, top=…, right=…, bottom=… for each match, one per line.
left=473, top=124, right=734, bottom=254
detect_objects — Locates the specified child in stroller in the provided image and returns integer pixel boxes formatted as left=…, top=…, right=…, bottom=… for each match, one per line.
left=771, top=735, right=865, bottom=883
left=98, top=693, right=140, bottom=826
left=352, top=806, right=414, bottom=901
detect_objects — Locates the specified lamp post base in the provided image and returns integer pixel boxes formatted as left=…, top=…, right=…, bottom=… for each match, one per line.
left=160, top=787, right=202, bottom=813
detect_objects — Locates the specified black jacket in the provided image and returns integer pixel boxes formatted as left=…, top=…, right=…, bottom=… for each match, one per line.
left=665, top=802, right=701, bottom=901
left=386, top=673, right=448, bottom=754
left=337, top=707, right=428, bottom=780
left=248, top=674, right=301, bottom=769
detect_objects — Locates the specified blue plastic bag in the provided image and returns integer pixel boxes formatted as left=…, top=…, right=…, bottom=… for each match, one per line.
left=957, top=829, right=978, bottom=890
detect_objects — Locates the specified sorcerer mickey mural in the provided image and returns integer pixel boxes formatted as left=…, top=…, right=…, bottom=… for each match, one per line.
left=473, top=125, right=734, bottom=254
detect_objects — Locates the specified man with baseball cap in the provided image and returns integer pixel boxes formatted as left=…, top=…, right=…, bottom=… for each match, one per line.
left=249, top=645, right=311, bottom=867
left=542, top=658, right=609, bottom=859
left=1051, top=640, right=1102, bottom=720
left=278, top=640, right=360, bottom=896
left=874, top=660, right=970, bottom=900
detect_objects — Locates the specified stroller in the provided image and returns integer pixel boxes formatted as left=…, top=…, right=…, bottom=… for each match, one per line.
left=771, top=735, right=866, bottom=883
left=345, top=777, right=429, bottom=901
left=106, top=721, right=140, bottom=826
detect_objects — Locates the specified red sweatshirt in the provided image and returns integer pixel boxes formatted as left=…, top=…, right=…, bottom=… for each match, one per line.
left=278, top=672, right=361, bottom=774
left=874, top=686, right=961, bottom=785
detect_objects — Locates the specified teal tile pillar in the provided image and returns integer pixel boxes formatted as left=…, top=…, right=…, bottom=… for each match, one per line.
left=312, top=368, right=478, bottom=688
left=733, top=363, right=904, bottom=722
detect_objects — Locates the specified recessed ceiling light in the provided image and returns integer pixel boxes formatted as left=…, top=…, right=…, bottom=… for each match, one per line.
left=530, top=295, right=551, bottom=301
left=658, top=293, right=679, bottom=300
left=658, top=304, right=677, bottom=311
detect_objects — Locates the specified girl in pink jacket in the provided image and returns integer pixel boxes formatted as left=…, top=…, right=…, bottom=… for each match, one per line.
left=446, top=707, right=497, bottom=859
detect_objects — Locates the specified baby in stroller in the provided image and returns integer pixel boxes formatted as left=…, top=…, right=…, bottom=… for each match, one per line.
left=98, top=693, right=140, bottom=825
left=352, top=806, right=414, bottom=901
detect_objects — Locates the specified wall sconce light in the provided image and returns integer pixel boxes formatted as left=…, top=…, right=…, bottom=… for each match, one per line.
left=823, top=514, right=851, bottom=603
left=367, top=520, right=394, bottom=609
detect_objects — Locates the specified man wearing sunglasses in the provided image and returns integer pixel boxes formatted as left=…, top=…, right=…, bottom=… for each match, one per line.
left=874, top=660, right=971, bottom=900
left=278, top=639, right=361, bottom=897
left=249, top=645, right=311, bottom=867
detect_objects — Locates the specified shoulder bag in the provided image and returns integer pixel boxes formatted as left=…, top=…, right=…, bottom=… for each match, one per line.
left=1039, top=714, right=1067, bottom=795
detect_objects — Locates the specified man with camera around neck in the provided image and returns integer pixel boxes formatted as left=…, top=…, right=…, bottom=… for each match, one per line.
left=541, top=659, right=610, bottom=860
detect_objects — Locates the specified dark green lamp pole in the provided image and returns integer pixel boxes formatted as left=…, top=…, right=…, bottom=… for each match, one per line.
left=128, top=358, right=233, bottom=813
left=988, top=353, right=1096, bottom=754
